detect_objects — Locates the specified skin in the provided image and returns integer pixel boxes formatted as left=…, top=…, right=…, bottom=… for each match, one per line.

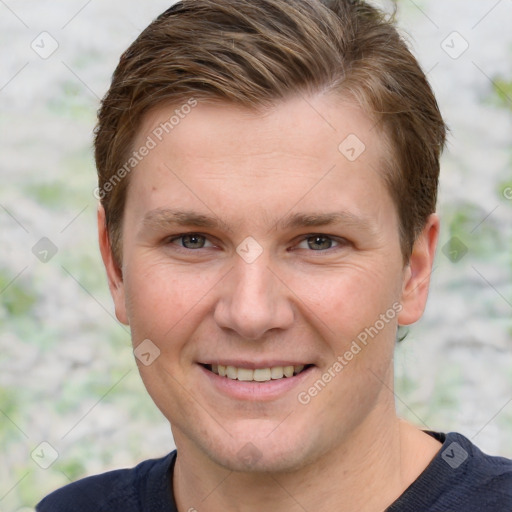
left=99, top=93, right=441, bottom=512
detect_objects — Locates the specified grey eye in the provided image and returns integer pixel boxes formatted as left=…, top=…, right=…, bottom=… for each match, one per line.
left=177, top=234, right=207, bottom=249
left=295, top=235, right=339, bottom=251
left=307, top=235, right=334, bottom=250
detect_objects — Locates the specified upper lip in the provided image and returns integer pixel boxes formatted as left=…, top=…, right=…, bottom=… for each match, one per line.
left=199, top=361, right=312, bottom=369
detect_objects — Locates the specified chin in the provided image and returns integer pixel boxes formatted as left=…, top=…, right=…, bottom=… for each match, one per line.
left=213, top=447, right=308, bottom=474
left=198, top=426, right=323, bottom=474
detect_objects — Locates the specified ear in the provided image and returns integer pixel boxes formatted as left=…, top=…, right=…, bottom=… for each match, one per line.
left=97, top=204, right=129, bottom=325
left=397, top=213, right=439, bottom=326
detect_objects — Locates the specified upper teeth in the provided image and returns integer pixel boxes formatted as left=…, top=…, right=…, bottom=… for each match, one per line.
left=210, top=364, right=305, bottom=381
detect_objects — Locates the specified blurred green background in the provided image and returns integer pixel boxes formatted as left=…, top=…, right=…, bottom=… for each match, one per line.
left=1, top=0, right=511, bottom=509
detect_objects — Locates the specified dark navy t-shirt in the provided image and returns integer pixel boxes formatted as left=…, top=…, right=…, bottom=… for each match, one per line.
left=36, top=431, right=512, bottom=511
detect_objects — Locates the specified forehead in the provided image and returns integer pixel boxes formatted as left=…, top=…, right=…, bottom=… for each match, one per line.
left=125, top=93, right=394, bottom=231
left=136, top=93, right=386, bottom=165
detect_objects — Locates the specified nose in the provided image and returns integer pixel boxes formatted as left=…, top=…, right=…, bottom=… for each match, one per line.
left=213, top=254, right=295, bottom=340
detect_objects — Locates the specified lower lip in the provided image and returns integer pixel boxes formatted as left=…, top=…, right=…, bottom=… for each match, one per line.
left=198, top=364, right=315, bottom=401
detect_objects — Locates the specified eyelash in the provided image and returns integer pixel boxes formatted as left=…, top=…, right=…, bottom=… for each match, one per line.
left=167, top=233, right=216, bottom=250
left=166, top=232, right=348, bottom=253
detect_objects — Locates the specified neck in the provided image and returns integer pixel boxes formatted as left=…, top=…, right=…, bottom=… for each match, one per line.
left=172, top=406, right=441, bottom=512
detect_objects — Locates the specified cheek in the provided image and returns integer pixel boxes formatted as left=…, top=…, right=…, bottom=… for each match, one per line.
left=122, top=256, right=212, bottom=343
left=122, top=259, right=213, bottom=414
left=288, top=262, right=402, bottom=339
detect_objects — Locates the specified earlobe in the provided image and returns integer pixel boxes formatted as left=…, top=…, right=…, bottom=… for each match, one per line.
left=397, top=214, right=440, bottom=326
left=97, top=204, right=129, bottom=326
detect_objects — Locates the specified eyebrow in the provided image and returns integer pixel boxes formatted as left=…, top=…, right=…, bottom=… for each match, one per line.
left=141, top=208, right=234, bottom=234
left=140, top=208, right=376, bottom=236
left=276, top=211, right=375, bottom=234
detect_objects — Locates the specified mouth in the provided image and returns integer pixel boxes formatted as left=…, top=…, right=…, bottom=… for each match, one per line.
left=201, top=363, right=313, bottom=382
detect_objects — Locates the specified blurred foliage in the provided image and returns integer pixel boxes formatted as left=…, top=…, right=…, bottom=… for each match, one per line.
left=24, top=182, right=70, bottom=210
left=493, top=78, right=512, bottom=111
left=498, top=180, right=512, bottom=201
left=57, top=458, right=87, bottom=482
left=0, top=268, right=37, bottom=316
left=0, top=387, right=19, bottom=440
left=48, top=79, right=98, bottom=121
left=59, top=251, right=106, bottom=297
left=24, top=150, right=96, bottom=210
left=2, top=4, right=512, bottom=511
left=442, top=201, right=504, bottom=260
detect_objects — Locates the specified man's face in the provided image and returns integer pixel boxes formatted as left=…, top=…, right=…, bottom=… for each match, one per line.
left=101, top=94, right=434, bottom=472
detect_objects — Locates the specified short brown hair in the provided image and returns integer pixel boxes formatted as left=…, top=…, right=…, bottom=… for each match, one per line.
left=94, top=0, right=447, bottom=266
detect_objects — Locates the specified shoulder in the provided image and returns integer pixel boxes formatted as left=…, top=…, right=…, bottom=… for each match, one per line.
left=36, top=451, right=176, bottom=512
left=439, top=431, right=512, bottom=504
left=439, top=431, right=512, bottom=509
left=388, top=431, right=512, bottom=511
left=448, top=431, right=512, bottom=480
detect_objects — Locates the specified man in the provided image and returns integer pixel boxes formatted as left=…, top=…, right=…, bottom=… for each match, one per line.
left=37, top=0, right=512, bottom=510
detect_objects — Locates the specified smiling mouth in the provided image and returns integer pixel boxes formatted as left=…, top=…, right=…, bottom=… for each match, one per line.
left=202, top=364, right=313, bottom=382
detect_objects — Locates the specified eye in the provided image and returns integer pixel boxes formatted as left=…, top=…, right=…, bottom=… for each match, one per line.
left=296, top=234, right=344, bottom=251
left=168, top=233, right=214, bottom=250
